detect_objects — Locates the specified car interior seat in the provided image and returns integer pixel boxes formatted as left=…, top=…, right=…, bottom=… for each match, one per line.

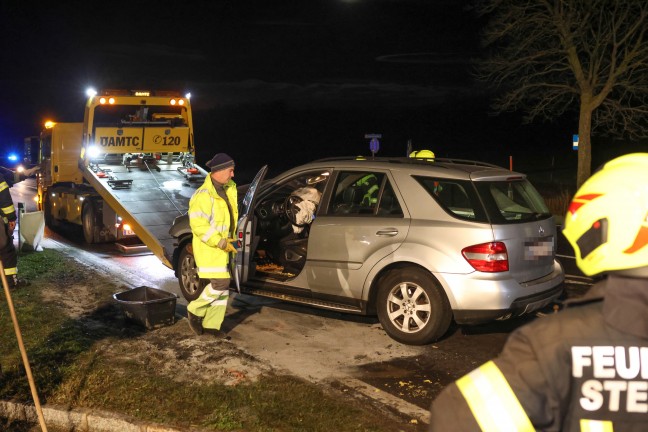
left=335, top=185, right=365, bottom=214
left=278, top=233, right=308, bottom=275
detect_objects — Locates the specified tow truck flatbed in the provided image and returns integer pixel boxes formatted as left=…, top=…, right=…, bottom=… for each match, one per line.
left=81, top=157, right=207, bottom=268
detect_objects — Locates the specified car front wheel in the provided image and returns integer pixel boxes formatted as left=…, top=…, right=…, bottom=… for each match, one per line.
left=376, top=267, right=452, bottom=345
left=178, top=244, right=208, bottom=302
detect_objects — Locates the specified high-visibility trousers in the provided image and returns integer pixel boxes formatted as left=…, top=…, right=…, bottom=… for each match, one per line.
left=187, top=278, right=230, bottom=330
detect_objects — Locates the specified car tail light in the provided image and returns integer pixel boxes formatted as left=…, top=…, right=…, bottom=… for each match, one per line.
left=462, top=242, right=509, bottom=272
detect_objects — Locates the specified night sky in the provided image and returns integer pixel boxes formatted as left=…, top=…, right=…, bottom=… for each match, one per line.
left=0, top=0, right=580, bottom=183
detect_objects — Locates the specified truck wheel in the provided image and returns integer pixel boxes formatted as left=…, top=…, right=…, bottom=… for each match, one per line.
left=43, top=193, right=58, bottom=228
left=82, top=201, right=100, bottom=244
left=376, top=267, right=452, bottom=345
left=178, top=244, right=208, bottom=301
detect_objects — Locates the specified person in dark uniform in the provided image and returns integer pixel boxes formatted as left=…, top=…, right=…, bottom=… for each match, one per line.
left=0, top=165, right=38, bottom=288
left=429, top=153, right=648, bottom=432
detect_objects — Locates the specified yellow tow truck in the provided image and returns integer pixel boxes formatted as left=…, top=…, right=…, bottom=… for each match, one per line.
left=37, top=89, right=207, bottom=268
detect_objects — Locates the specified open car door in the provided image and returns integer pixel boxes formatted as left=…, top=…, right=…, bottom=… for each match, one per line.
left=231, top=165, right=268, bottom=292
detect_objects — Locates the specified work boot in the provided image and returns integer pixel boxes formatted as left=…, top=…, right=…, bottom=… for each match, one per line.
left=203, top=328, right=231, bottom=340
left=9, top=276, right=29, bottom=289
left=187, top=312, right=204, bottom=336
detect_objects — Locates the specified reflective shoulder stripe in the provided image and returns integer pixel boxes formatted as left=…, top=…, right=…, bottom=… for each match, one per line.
left=201, top=226, right=217, bottom=243
left=456, top=360, right=534, bottom=432
left=580, top=419, right=614, bottom=432
left=189, top=211, right=211, bottom=220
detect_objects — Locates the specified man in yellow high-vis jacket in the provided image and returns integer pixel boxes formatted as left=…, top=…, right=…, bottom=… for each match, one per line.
left=430, top=153, right=648, bottom=432
left=186, top=153, right=238, bottom=339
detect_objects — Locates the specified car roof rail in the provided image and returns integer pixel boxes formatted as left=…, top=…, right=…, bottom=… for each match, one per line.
left=312, top=155, right=505, bottom=169
left=429, top=158, right=504, bottom=169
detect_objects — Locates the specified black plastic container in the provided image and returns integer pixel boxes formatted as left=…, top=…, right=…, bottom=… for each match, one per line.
left=113, top=286, right=178, bottom=330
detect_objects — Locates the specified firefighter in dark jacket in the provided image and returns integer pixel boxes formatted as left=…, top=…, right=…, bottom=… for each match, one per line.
left=429, top=153, right=648, bottom=432
left=0, top=165, right=38, bottom=288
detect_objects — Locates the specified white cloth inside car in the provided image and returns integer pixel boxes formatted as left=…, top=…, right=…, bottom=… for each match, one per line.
left=291, top=187, right=321, bottom=234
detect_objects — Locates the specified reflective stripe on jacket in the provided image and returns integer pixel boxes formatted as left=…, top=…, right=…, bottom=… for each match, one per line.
left=430, top=275, right=647, bottom=432
left=189, top=175, right=238, bottom=279
left=456, top=361, right=534, bottom=431
left=0, top=179, right=16, bottom=223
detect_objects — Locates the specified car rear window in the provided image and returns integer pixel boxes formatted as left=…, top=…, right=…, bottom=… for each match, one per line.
left=474, top=179, right=552, bottom=224
left=415, top=176, right=552, bottom=224
left=414, top=177, right=489, bottom=222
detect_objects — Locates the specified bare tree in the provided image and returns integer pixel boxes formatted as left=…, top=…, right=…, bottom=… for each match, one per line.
left=473, top=0, right=648, bottom=187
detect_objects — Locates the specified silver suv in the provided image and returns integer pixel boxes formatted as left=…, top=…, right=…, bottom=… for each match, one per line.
left=170, top=157, right=564, bottom=345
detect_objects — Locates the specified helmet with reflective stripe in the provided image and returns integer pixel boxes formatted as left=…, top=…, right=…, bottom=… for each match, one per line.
left=563, top=153, right=648, bottom=276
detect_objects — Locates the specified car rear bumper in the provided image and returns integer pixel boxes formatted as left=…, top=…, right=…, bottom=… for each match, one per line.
left=453, top=283, right=564, bottom=324
left=440, top=259, right=565, bottom=324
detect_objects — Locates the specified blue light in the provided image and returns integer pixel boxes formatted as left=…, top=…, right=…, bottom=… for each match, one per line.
left=7, top=154, right=18, bottom=162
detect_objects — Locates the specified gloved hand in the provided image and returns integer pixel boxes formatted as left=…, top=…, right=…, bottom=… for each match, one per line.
left=224, top=238, right=237, bottom=254
left=218, top=238, right=238, bottom=254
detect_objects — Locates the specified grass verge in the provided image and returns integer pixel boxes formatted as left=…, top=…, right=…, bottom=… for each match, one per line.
left=1, top=249, right=418, bottom=431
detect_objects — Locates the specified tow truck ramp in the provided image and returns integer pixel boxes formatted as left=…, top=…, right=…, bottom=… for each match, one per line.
left=81, top=155, right=207, bottom=268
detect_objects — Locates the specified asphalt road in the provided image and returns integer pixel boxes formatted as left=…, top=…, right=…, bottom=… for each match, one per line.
left=12, top=178, right=593, bottom=424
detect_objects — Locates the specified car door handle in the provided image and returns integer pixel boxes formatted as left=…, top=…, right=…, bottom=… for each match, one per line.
left=376, top=228, right=399, bottom=236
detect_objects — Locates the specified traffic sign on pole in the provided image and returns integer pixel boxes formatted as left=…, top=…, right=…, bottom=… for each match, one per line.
left=369, top=138, right=380, bottom=154
left=365, top=133, right=382, bottom=158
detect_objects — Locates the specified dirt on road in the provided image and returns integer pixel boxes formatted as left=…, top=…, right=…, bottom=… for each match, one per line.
left=42, top=283, right=273, bottom=387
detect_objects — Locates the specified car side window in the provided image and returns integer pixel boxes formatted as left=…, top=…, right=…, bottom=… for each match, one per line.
left=415, top=177, right=488, bottom=222
left=328, top=171, right=402, bottom=217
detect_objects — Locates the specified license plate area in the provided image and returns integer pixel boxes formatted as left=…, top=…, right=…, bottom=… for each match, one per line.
left=123, top=228, right=136, bottom=237
left=524, top=236, right=554, bottom=260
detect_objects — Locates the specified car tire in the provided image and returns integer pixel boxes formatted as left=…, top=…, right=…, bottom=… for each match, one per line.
left=82, top=201, right=99, bottom=244
left=178, top=244, right=208, bottom=302
left=376, top=267, right=452, bottom=345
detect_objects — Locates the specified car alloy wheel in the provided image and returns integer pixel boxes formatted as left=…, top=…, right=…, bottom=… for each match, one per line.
left=178, top=245, right=207, bottom=301
left=386, top=281, right=431, bottom=333
left=377, top=267, right=452, bottom=345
